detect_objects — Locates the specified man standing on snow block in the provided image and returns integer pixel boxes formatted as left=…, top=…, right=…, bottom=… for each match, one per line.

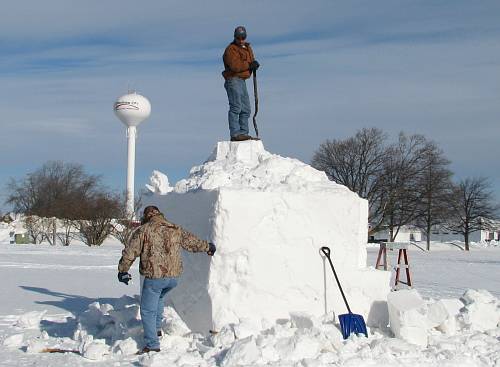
left=222, top=25, right=260, bottom=141
left=117, top=205, right=216, bottom=355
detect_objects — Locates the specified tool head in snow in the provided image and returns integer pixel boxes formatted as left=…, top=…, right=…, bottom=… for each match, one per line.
left=338, top=313, right=368, bottom=339
left=234, top=26, right=247, bottom=40
left=320, top=246, right=368, bottom=339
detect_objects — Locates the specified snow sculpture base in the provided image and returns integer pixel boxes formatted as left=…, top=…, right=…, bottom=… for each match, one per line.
left=146, top=141, right=390, bottom=334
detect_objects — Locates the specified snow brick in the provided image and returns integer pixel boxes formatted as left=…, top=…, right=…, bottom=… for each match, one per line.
left=221, top=336, right=260, bottom=366
left=388, top=289, right=429, bottom=346
left=459, top=289, right=500, bottom=332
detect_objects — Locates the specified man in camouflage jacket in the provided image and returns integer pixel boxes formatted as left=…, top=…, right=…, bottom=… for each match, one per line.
left=117, top=205, right=216, bottom=354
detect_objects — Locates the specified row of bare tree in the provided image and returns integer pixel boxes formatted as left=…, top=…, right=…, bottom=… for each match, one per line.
left=5, top=161, right=139, bottom=246
left=311, top=128, right=499, bottom=250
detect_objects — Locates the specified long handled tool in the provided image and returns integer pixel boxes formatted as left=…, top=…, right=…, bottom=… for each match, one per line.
left=321, top=246, right=368, bottom=339
left=252, top=70, right=259, bottom=138
left=41, top=348, right=80, bottom=354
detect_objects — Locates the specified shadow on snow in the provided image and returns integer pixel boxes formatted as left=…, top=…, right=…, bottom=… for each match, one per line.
left=19, top=286, right=138, bottom=341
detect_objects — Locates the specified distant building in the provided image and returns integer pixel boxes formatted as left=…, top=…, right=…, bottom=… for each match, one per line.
left=370, top=218, right=500, bottom=244
left=428, top=219, right=500, bottom=243
left=370, top=225, right=422, bottom=243
left=0, top=213, right=14, bottom=223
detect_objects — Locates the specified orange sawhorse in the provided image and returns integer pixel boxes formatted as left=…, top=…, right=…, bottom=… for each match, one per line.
left=375, top=242, right=412, bottom=288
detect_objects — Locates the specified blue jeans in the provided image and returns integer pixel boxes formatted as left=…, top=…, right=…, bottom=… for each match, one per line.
left=140, top=277, right=178, bottom=349
left=224, top=77, right=251, bottom=137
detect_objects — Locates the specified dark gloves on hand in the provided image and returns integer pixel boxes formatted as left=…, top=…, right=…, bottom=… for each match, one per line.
left=207, top=242, right=216, bottom=256
left=118, top=272, right=132, bottom=285
left=249, top=60, right=260, bottom=72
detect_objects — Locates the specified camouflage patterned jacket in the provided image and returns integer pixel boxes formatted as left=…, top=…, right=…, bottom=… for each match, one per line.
left=118, top=214, right=209, bottom=278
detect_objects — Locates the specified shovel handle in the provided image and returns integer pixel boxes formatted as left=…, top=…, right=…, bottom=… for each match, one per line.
left=252, top=71, right=259, bottom=138
left=320, top=245, right=352, bottom=314
left=320, top=246, right=330, bottom=258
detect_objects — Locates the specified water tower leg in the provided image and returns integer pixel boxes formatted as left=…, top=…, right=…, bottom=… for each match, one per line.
left=126, top=126, right=137, bottom=219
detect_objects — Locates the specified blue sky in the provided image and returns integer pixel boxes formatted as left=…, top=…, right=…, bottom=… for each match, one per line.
left=1, top=1, right=500, bottom=210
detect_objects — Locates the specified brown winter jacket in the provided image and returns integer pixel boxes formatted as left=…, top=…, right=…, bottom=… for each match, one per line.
left=118, top=214, right=209, bottom=278
left=222, top=42, right=255, bottom=80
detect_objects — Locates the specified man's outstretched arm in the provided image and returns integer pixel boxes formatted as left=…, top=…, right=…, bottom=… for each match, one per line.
left=179, top=227, right=210, bottom=253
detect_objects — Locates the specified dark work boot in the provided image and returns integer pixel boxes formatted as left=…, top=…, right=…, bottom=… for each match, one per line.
left=244, top=135, right=260, bottom=141
left=231, top=134, right=252, bottom=142
left=231, top=134, right=249, bottom=141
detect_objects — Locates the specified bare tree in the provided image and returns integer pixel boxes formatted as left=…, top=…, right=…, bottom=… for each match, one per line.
left=111, top=192, right=143, bottom=246
left=311, top=128, right=388, bottom=228
left=312, top=130, right=447, bottom=241
left=38, top=217, right=58, bottom=246
left=445, top=177, right=499, bottom=250
left=6, top=161, right=100, bottom=219
left=56, top=219, right=76, bottom=246
left=413, top=143, right=453, bottom=250
left=5, top=161, right=109, bottom=245
left=22, top=216, right=45, bottom=244
left=73, top=193, right=122, bottom=246
left=366, top=133, right=431, bottom=239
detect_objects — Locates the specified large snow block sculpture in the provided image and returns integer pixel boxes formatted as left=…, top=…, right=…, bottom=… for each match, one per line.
left=145, top=141, right=390, bottom=334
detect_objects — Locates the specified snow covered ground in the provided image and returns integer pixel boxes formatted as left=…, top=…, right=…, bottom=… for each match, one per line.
left=0, top=238, right=499, bottom=366
left=366, top=242, right=500, bottom=300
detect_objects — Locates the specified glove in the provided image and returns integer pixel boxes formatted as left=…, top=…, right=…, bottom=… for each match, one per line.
left=249, top=60, right=260, bottom=72
left=118, top=272, right=132, bottom=285
left=207, top=242, right=216, bottom=256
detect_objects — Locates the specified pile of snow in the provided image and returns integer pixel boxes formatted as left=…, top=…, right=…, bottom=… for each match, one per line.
left=2, top=290, right=499, bottom=365
left=75, top=296, right=142, bottom=344
left=145, top=141, right=391, bottom=334
left=145, top=170, right=173, bottom=195
left=14, top=310, right=47, bottom=329
left=388, top=288, right=500, bottom=347
left=171, top=140, right=348, bottom=194
left=1, top=296, right=144, bottom=360
left=472, top=240, right=500, bottom=248
left=460, top=289, right=500, bottom=331
left=2, top=333, right=24, bottom=348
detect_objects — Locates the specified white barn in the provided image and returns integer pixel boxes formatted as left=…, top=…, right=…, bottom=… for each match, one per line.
left=429, top=220, right=500, bottom=243
left=370, top=225, right=422, bottom=243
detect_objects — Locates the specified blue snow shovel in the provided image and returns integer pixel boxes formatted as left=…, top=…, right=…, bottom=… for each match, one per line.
left=320, top=246, right=368, bottom=339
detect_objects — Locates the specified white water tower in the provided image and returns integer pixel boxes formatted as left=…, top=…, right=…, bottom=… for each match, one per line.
left=114, top=91, right=151, bottom=219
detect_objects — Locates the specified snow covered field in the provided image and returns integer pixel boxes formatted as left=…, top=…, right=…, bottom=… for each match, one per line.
left=367, top=242, right=500, bottom=300
left=0, top=238, right=498, bottom=366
